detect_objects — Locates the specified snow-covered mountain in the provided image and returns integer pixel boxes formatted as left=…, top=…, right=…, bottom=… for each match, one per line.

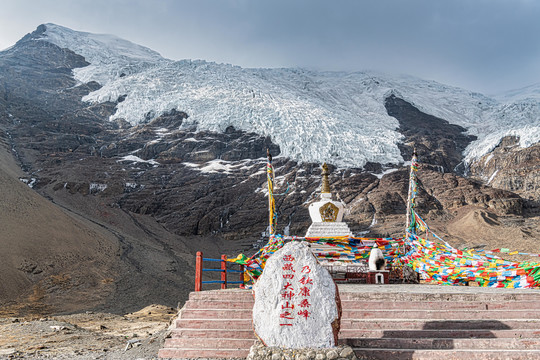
left=41, top=23, right=168, bottom=85
left=40, top=23, right=539, bottom=169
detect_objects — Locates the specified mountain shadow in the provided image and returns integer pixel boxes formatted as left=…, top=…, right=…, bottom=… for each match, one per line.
left=385, top=94, right=477, bottom=173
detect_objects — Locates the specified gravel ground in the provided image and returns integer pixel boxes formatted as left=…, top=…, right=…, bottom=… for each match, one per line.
left=0, top=305, right=175, bottom=360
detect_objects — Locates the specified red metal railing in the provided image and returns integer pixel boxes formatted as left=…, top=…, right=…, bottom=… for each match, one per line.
left=195, top=252, right=245, bottom=291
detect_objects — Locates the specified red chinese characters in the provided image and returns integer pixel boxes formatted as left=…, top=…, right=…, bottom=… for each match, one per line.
left=282, top=263, right=295, bottom=272
left=281, top=301, right=295, bottom=309
left=281, top=291, right=295, bottom=300
left=299, top=286, right=311, bottom=297
left=280, top=254, right=296, bottom=326
left=279, top=257, right=314, bottom=325
left=280, top=311, right=294, bottom=320
left=297, top=309, right=310, bottom=319
left=283, top=255, right=295, bottom=262
left=298, top=265, right=312, bottom=320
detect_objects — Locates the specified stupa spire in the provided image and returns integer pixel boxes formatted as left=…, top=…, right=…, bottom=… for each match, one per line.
left=321, top=163, right=331, bottom=194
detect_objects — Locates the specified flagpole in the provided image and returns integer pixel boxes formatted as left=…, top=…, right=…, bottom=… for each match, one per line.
left=267, top=149, right=276, bottom=236
left=405, top=148, right=418, bottom=235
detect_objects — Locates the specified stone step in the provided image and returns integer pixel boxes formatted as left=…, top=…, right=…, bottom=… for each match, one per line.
left=171, top=328, right=256, bottom=339
left=176, top=318, right=540, bottom=331
left=179, top=309, right=251, bottom=319
left=176, top=318, right=253, bottom=329
left=160, top=343, right=540, bottom=358
left=349, top=309, right=540, bottom=320
left=188, top=288, right=540, bottom=303
left=163, top=337, right=255, bottom=349
left=352, top=348, right=540, bottom=360
left=340, top=300, right=540, bottom=310
left=339, top=329, right=540, bottom=339
left=342, top=337, right=540, bottom=350
left=183, top=299, right=254, bottom=309
left=158, top=348, right=250, bottom=359
left=184, top=299, right=540, bottom=311
left=172, top=328, right=540, bottom=340
left=178, top=308, right=540, bottom=320
left=340, top=319, right=540, bottom=330
left=188, top=289, right=252, bottom=301
left=339, top=292, right=540, bottom=302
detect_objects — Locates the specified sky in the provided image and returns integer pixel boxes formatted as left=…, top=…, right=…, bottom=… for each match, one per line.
left=0, top=0, right=539, bottom=95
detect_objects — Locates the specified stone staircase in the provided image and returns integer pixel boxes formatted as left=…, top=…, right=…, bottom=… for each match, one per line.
left=158, top=285, right=540, bottom=359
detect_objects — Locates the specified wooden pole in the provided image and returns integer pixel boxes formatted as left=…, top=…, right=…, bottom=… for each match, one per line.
left=195, top=251, right=203, bottom=291
left=221, top=255, right=227, bottom=290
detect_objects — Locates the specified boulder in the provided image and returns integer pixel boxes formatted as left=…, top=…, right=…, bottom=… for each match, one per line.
left=252, top=241, right=341, bottom=348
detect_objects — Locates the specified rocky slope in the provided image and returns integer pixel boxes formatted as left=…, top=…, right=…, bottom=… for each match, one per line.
left=469, top=137, right=539, bottom=203
left=0, top=24, right=538, bottom=315
left=0, top=122, right=201, bottom=316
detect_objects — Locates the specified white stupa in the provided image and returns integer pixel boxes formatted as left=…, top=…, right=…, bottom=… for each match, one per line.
left=305, top=163, right=352, bottom=238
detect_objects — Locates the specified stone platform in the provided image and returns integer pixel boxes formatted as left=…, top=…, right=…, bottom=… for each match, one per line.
left=159, top=284, right=540, bottom=359
left=305, top=221, right=352, bottom=238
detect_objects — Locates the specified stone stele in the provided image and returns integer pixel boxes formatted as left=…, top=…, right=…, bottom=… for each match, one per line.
left=252, top=241, right=341, bottom=348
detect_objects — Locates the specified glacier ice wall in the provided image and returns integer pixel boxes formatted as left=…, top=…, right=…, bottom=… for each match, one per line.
left=41, top=23, right=540, bottom=169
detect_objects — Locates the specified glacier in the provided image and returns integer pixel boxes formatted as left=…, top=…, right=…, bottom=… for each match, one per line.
left=40, top=23, right=539, bottom=169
